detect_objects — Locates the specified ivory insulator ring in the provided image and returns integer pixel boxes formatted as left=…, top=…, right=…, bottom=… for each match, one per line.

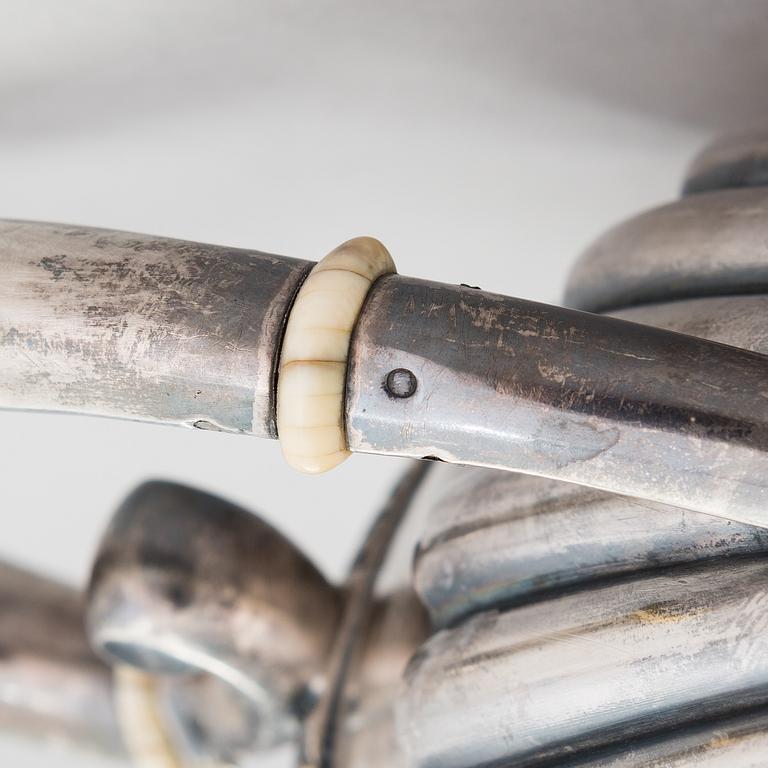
left=276, top=237, right=396, bottom=473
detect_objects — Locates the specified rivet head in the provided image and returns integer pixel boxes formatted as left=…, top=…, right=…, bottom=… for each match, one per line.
left=385, top=368, right=417, bottom=399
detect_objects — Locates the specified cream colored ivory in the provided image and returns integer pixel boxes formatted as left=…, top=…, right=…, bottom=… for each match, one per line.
left=113, top=666, right=184, bottom=768
left=277, top=237, right=396, bottom=473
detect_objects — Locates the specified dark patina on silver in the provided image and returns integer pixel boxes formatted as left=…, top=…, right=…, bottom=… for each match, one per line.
left=2, top=131, right=768, bottom=767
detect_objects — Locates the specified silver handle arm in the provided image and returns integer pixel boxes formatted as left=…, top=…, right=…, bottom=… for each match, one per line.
left=2, top=219, right=768, bottom=525
left=0, top=219, right=311, bottom=437
left=348, top=275, right=768, bottom=527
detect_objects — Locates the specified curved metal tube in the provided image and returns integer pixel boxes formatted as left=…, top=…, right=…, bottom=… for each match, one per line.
left=0, top=219, right=311, bottom=436
left=414, top=293, right=768, bottom=627
left=6, top=132, right=768, bottom=767
left=561, top=707, right=768, bottom=767
left=347, top=275, right=768, bottom=527
left=4, top=219, right=768, bottom=526
left=564, top=188, right=768, bottom=312
left=400, top=557, right=768, bottom=768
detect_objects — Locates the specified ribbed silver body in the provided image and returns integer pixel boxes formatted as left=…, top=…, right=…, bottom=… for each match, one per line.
left=399, top=137, right=768, bottom=768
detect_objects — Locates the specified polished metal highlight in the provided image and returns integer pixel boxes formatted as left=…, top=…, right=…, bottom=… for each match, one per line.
left=347, top=273, right=768, bottom=526
left=4, top=130, right=768, bottom=768
left=564, top=187, right=768, bottom=312
left=4, top=220, right=768, bottom=525
left=401, top=558, right=768, bottom=768
left=413, top=290, right=768, bottom=628
left=399, top=131, right=768, bottom=768
left=559, top=708, right=768, bottom=767
left=0, top=219, right=312, bottom=436
left=86, top=480, right=342, bottom=752
left=414, top=463, right=768, bottom=628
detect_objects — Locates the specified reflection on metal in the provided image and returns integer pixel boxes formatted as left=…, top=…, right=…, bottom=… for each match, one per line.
left=683, top=127, right=768, bottom=196
left=0, top=220, right=311, bottom=437
left=402, top=558, right=768, bottom=767
left=3, top=130, right=768, bottom=767
left=346, top=271, right=768, bottom=527
left=414, top=463, right=768, bottom=629
left=4, top=220, right=768, bottom=524
left=564, top=187, right=768, bottom=312
left=560, top=709, right=768, bottom=767
left=413, top=287, right=768, bottom=628
left=400, top=130, right=768, bottom=767
left=86, top=481, right=342, bottom=755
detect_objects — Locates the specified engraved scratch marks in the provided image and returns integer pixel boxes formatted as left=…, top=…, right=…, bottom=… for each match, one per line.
left=0, top=221, right=311, bottom=436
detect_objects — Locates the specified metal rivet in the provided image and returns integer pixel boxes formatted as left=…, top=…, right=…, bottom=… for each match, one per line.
left=385, top=368, right=417, bottom=399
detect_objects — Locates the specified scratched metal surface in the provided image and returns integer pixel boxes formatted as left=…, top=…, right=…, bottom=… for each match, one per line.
left=413, top=293, right=768, bottom=628
left=564, top=187, right=768, bottom=313
left=0, top=220, right=311, bottom=437
left=398, top=138, right=768, bottom=768
left=346, top=274, right=768, bottom=527
left=400, top=558, right=768, bottom=768
left=7, top=220, right=768, bottom=527
left=413, top=464, right=768, bottom=630
left=560, top=707, right=768, bottom=767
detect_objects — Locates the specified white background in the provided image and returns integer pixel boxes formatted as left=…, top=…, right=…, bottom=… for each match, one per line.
left=1, top=2, right=767, bottom=765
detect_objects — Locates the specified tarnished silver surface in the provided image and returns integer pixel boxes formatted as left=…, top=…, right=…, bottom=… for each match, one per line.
left=400, top=132, right=768, bottom=768
left=0, top=553, right=288, bottom=767
left=87, top=481, right=342, bottom=750
left=8, top=129, right=768, bottom=767
left=0, top=561, right=121, bottom=755
left=5, top=220, right=768, bottom=527
left=414, top=464, right=768, bottom=629
left=400, top=558, right=768, bottom=768
left=684, top=126, right=768, bottom=196
left=564, top=187, right=768, bottom=312
left=302, top=462, right=430, bottom=768
left=0, top=219, right=311, bottom=436
left=346, top=274, right=768, bottom=527
left=414, top=292, right=768, bottom=628
left=334, top=590, right=429, bottom=768
left=561, top=708, right=768, bottom=767
left=83, top=474, right=432, bottom=767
